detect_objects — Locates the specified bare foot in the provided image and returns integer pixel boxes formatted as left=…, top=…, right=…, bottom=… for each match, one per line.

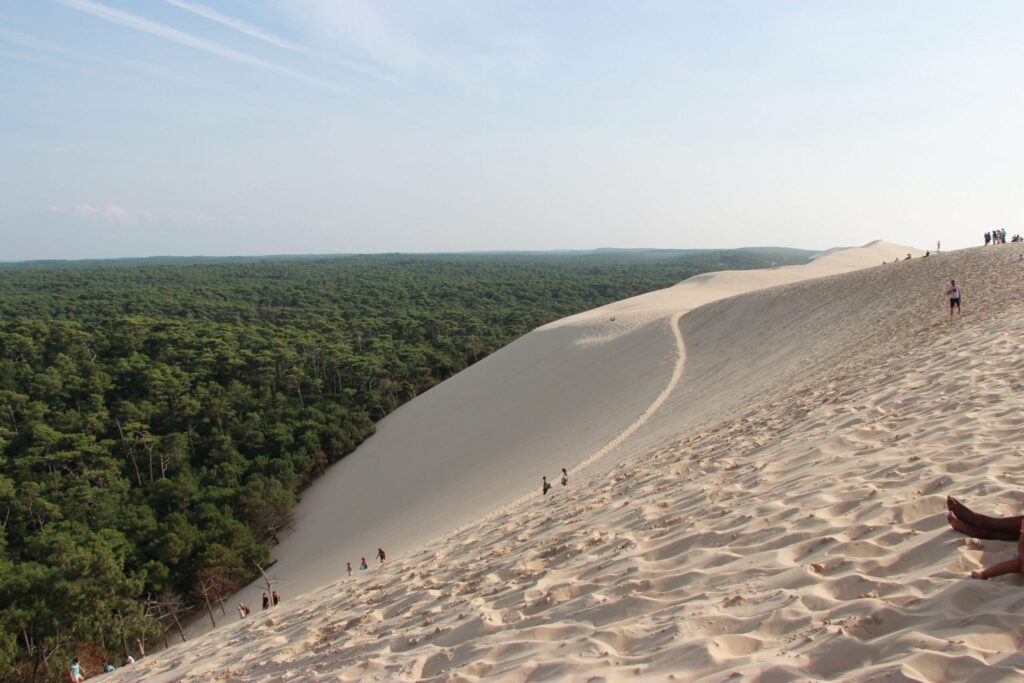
left=970, top=570, right=986, bottom=580
left=948, top=512, right=973, bottom=535
left=947, top=496, right=972, bottom=522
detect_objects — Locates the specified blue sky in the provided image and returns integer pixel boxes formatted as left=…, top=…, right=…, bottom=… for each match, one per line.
left=1, top=1, right=1022, bottom=260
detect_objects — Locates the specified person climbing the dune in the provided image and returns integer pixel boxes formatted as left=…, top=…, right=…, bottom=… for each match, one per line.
left=347, top=561, right=353, bottom=576
left=542, top=476, right=552, bottom=495
left=946, top=279, right=962, bottom=318
left=360, top=557, right=368, bottom=571
left=377, top=547, right=386, bottom=564
left=262, top=592, right=270, bottom=609
left=561, top=468, right=569, bottom=486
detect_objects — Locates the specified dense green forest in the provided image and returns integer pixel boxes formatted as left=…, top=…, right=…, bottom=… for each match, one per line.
left=0, top=248, right=810, bottom=680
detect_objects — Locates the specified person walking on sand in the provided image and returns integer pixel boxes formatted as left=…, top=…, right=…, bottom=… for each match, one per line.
left=360, top=557, right=368, bottom=571
left=347, top=561, right=353, bottom=576
left=542, top=476, right=552, bottom=495
left=262, top=592, right=270, bottom=610
left=272, top=591, right=281, bottom=606
left=946, top=279, right=962, bottom=318
left=985, top=231, right=991, bottom=245
left=377, top=547, right=386, bottom=564
left=69, top=658, right=85, bottom=683
left=560, top=468, right=568, bottom=486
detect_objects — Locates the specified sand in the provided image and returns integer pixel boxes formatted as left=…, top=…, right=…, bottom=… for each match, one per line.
left=109, top=242, right=1024, bottom=682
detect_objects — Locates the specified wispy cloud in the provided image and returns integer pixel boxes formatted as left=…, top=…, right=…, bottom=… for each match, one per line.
left=53, top=0, right=333, bottom=88
left=163, top=0, right=392, bottom=81
left=0, top=27, right=220, bottom=93
left=50, top=203, right=141, bottom=225
left=49, top=204, right=214, bottom=227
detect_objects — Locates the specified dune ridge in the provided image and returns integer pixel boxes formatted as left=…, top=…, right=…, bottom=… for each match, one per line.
left=111, top=243, right=1024, bottom=681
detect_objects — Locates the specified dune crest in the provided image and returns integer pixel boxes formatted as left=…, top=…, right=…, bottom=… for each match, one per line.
left=110, top=242, right=1024, bottom=682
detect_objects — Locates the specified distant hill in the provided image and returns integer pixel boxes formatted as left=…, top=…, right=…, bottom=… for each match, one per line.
left=0, top=247, right=816, bottom=270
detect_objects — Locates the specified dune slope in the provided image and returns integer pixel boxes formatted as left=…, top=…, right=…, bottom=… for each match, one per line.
left=183, top=241, right=912, bottom=620
left=112, top=242, right=1024, bottom=682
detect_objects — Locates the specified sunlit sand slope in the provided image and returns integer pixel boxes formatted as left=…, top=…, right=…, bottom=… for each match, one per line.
left=109, top=242, right=1024, bottom=682
left=247, top=242, right=913, bottom=607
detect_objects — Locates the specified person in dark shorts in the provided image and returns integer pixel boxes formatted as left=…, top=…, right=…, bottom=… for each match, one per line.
left=377, top=547, right=386, bottom=564
left=542, top=476, right=552, bottom=495
left=560, top=468, right=568, bottom=486
left=262, top=592, right=270, bottom=609
left=946, top=279, right=961, bottom=318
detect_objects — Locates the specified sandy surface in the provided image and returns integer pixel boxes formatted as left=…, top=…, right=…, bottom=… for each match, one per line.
left=109, top=242, right=1024, bottom=682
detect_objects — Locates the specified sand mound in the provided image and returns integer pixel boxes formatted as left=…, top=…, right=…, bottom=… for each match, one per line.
left=112, top=242, right=1024, bottom=681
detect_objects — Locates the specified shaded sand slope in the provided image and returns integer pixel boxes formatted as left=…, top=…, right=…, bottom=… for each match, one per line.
left=115, top=243, right=1024, bottom=682
left=243, top=315, right=679, bottom=603
left=214, top=242, right=911, bottom=616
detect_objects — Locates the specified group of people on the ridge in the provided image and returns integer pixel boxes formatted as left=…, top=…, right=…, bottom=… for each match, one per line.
left=542, top=468, right=570, bottom=495
left=345, top=548, right=386, bottom=577
left=984, top=229, right=1021, bottom=244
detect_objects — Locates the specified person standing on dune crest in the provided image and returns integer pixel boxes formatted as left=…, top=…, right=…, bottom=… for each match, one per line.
left=561, top=468, right=569, bottom=486
left=946, top=279, right=962, bottom=319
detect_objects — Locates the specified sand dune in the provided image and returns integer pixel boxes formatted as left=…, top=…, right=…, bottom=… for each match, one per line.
left=111, top=242, right=1024, bottom=682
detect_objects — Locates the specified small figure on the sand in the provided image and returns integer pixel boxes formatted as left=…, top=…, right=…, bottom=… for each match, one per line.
left=904, top=253, right=911, bottom=260
left=69, top=658, right=85, bottom=683
left=272, top=590, right=281, bottom=606
left=238, top=603, right=246, bottom=619
left=923, top=250, right=930, bottom=257
left=347, top=561, right=353, bottom=576
left=377, top=547, right=386, bottom=564
left=946, top=279, right=962, bottom=318
left=123, top=654, right=135, bottom=666
left=360, top=557, right=368, bottom=571
left=561, top=468, right=568, bottom=486
left=542, top=476, right=552, bottom=495
left=104, top=661, right=116, bottom=673
left=262, top=592, right=270, bottom=610
left=937, top=240, right=941, bottom=252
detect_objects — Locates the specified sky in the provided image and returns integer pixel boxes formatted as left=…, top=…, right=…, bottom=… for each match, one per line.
left=1, top=0, right=1022, bottom=260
